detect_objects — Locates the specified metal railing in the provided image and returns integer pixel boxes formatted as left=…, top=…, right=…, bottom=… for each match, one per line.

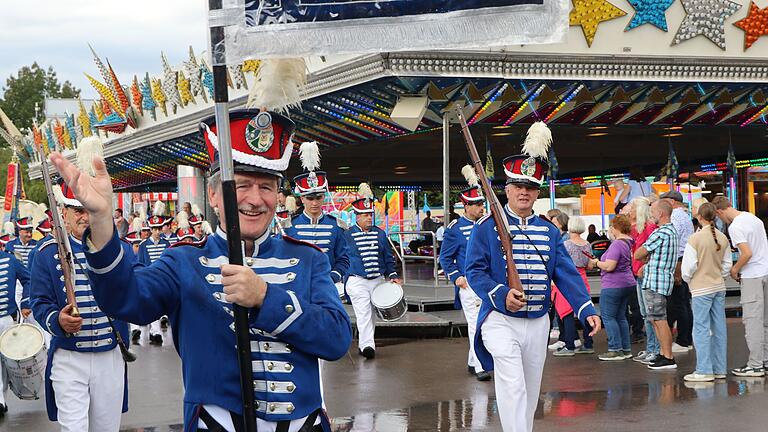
left=387, top=230, right=440, bottom=287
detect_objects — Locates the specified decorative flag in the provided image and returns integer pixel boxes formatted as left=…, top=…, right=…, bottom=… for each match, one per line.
left=666, top=141, right=679, bottom=183
left=485, top=137, right=495, bottom=181
left=422, top=193, right=430, bottom=214
left=222, top=0, right=569, bottom=61
left=548, top=147, right=559, bottom=179
left=727, top=142, right=737, bottom=176
left=3, top=161, right=19, bottom=225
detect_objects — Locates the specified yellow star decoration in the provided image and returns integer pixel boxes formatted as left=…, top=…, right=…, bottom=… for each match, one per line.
left=570, top=0, right=627, bottom=47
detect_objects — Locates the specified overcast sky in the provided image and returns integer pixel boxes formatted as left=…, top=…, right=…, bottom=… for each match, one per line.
left=0, top=1, right=208, bottom=100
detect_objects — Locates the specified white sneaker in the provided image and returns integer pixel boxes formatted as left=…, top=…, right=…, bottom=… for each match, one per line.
left=671, top=343, right=692, bottom=353
left=549, top=329, right=560, bottom=340
left=548, top=341, right=565, bottom=350
left=684, top=372, right=715, bottom=382
left=574, top=339, right=582, bottom=348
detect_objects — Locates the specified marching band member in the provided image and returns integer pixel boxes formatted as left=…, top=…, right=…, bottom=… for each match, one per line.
left=285, top=141, right=350, bottom=287
left=465, top=123, right=601, bottom=432
left=189, top=204, right=206, bottom=241
left=0, top=222, right=14, bottom=252
left=7, top=211, right=38, bottom=267
left=162, top=216, right=178, bottom=246
left=439, top=166, right=490, bottom=381
left=0, top=236, right=30, bottom=416
left=343, top=185, right=401, bottom=359
left=133, top=201, right=171, bottom=345
left=50, top=108, right=351, bottom=432
left=21, top=208, right=54, bottom=315
left=30, top=182, right=131, bottom=432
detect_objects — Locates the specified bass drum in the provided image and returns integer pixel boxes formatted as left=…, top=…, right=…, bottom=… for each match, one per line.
left=371, top=282, right=407, bottom=322
left=0, top=323, right=47, bottom=400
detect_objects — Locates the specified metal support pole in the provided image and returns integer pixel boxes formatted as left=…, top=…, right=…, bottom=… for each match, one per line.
left=443, top=114, right=450, bottom=228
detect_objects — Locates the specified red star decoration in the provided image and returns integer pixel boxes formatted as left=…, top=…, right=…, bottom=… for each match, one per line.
left=734, top=1, right=768, bottom=50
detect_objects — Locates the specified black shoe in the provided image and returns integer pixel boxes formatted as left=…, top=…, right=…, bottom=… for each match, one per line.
left=0, top=402, right=7, bottom=417
left=131, top=329, right=141, bottom=344
left=648, top=355, right=677, bottom=370
left=149, top=334, right=163, bottom=345
left=359, top=347, right=375, bottom=359
left=467, top=365, right=476, bottom=375
left=476, top=371, right=492, bottom=381
left=160, top=316, right=169, bottom=329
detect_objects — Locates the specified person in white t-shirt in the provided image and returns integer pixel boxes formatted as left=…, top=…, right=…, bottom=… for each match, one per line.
left=713, top=196, right=768, bottom=377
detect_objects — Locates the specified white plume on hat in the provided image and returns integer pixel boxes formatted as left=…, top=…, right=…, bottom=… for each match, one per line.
left=153, top=200, right=166, bottom=217
left=138, top=207, right=147, bottom=223
left=522, top=122, right=552, bottom=160
left=176, top=210, right=190, bottom=229
left=461, top=164, right=479, bottom=187
left=191, top=204, right=202, bottom=217
left=76, top=136, right=104, bottom=177
left=246, top=58, right=307, bottom=113
left=201, top=220, right=213, bottom=235
left=358, top=182, right=373, bottom=199
left=52, top=184, right=66, bottom=207
left=3, top=222, right=14, bottom=236
left=129, top=216, right=143, bottom=233
left=38, top=202, right=48, bottom=213
left=18, top=201, right=35, bottom=219
left=285, top=195, right=297, bottom=213
left=299, top=141, right=321, bottom=172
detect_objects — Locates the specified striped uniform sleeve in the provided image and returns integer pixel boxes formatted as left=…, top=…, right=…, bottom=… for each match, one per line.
left=438, top=225, right=463, bottom=284
left=466, top=220, right=510, bottom=313
left=29, top=247, right=66, bottom=337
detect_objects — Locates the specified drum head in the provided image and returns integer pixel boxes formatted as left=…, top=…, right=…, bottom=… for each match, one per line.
left=372, top=282, right=404, bottom=309
left=0, top=324, right=45, bottom=361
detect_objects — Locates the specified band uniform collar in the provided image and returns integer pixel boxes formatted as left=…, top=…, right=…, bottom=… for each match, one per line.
left=504, top=205, right=536, bottom=225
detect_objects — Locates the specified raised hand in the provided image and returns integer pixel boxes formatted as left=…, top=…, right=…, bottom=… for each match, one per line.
left=49, top=152, right=113, bottom=217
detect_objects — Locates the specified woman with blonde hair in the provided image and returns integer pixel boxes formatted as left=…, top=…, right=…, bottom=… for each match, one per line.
left=681, top=202, right=732, bottom=382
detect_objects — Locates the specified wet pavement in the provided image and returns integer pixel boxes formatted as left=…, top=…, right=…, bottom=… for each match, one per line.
left=3, top=319, right=768, bottom=431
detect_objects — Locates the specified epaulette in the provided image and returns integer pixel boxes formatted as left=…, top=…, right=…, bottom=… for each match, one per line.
left=37, top=238, right=58, bottom=252
left=282, top=235, right=322, bottom=252
left=138, top=238, right=149, bottom=247
left=170, top=237, right=208, bottom=249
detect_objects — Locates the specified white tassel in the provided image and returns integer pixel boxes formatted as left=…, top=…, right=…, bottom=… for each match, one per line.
left=176, top=210, right=190, bottom=229
left=191, top=204, right=202, bottom=217
left=299, top=141, right=321, bottom=172
left=285, top=195, right=297, bottom=213
left=130, top=217, right=143, bottom=233
left=76, top=136, right=104, bottom=176
left=358, top=182, right=373, bottom=199
left=461, top=165, right=479, bottom=187
left=201, top=220, right=213, bottom=235
left=522, top=122, right=552, bottom=160
left=153, top=200, right=166, bottom=217
left=246, top=58, right=307, bottom=113
left=3, top=222, right=14, bottom=235
left=52, top=185, right=66, bottom=207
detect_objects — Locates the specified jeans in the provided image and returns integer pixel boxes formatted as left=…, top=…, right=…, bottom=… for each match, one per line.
left=668, top=280, right=694, bottom=347
left=627, top=289, right=645, bottom=337
left=637, top=280, right=660, bottom=355
left=692, top=292, right=727, bottom=375
left=561, top=313, right=593, bottom=350
left=600, top=286, right=635, bottom=351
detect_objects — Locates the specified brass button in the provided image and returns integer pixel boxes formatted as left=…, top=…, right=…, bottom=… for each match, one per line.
left=287, top=404, right=294, bottom=413
left=269, top=382, right=276, bottom=391
left=269, top=403, right=276, bottom=412
left=200, top=256, right=209, bottom=265
left=284, top=363, right=292, bottom=371
left=107, top=338, right=113, bottom=344
left=289, top=258, right=298, bottom=265
left=206, top=274, right=216, bottom=283
left=94, top=330, right=99, bottom=335
left=286, top=384, right=295, bottom=392
left=286, top=273, right=296, bottom=282
left=246, top=258, right=254, bottom=266
left=267, top=362, right=274, bottom=371
left=213, top=292, right=222, bottom=300
left=284, top=305, right=294, bottom=314
left=263, top=343, right=270, bottom=351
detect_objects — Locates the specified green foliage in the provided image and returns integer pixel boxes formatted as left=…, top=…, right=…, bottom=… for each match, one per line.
left=0, top=63, right=81, bottom=130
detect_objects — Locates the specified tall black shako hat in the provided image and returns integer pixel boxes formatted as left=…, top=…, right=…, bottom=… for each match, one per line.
left=200, top=109, right=296, bottom=178
left=503, top=122, right=553, bottom=188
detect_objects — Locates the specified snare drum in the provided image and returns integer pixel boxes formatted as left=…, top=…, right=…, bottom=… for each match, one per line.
left=0, top=323, right=47, bottom=400
left=371, top=282, right=407, bottom=322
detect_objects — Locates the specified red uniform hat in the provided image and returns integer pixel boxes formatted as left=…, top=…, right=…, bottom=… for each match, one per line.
left=123, top=231, right=142, bottom=244
left=147, top=215, right=166, bottom=228
left=503, top=122, right=552, bottom=188
left=0, top=234, right=11, bottom=246
left=176, top=227, right=196, bottom=242
left=459, top=185, right=485, bottom=205
left=37, top=218, right=53, bottom=234
left=200, top=109, right=295, bottom=178
left=15, top=217, right=34, bottom=230
left=351, top=198, right=375, bottom=214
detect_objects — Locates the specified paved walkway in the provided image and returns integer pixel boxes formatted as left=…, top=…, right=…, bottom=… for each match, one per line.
left=3, top=319, right=767, bottom=431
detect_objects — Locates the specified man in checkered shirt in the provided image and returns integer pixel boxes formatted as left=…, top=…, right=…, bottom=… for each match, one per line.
left=635, top=200, right=679, bottom=370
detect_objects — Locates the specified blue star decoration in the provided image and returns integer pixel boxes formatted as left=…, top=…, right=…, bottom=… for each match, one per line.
left=625, top=0, right=675, bottom=31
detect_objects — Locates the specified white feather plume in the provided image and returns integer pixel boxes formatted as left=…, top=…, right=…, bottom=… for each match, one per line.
left=358, top=182, right=373, bottom=199
left=176, top=210, right=190, bottom=229
left=76, top=136, right=104, bottom=176
left=152, top=200, right=166, bottom=217
left=299, top=141, right=321, bottom=172
left=18, top=201, right=35, bottom=219
left=285, top=195, right=297, bottom=213
left=138, top=207, right=147, bottom=223
left=38, top=202, right=48, bottom=213
left=201, top=220, right=213, bottom=235
left=129, top=217, right=143, bottom=233
left=522, top=122, right=552, bottom=160
left=461, top=165, right=479, bottom=187
left=246, top=58, right=307, bottom=113
left=191, top=204, right=202, bottom=217
left=52, top=184, right=66, bottom=207
left=3, top=222, right=14, bottom=235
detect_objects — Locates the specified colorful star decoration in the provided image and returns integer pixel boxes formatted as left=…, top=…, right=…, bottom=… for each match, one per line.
left=672, top=0, right=741, bottom=50
left=733, top=1, right=768, bottom=50
left=625, top=0, right=675, bottom=32
left=570, top=0, right=628, bottom=47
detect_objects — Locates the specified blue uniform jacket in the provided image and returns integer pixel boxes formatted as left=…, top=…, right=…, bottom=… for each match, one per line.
left=137, top=236, right=171, bottom=265
left=284, top=212, right=350, bottom=283
left=163, top=232, right=178, bottom=246
left=21, top=234, right=52, bottom=310
left=30, top=236, right=131, bottom=421
left=82, top=226, right=352, bottom=431
left=438, top=216, right=475, bottom=310
left=7, top=238, right=37, bottom=267
left=344, top=224, right=398, bottom=280
left=465, top=207, right=597, bottom=372
left=0, top=251, right=30, bottom=318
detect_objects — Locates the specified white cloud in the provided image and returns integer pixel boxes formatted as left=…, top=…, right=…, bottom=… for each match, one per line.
left=0, top=0, right=208, bottom=99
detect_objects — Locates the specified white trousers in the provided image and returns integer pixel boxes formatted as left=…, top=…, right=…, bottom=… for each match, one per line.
left=50, top=348, right=125, bottom=432
left=481, top=312, right=549, bottom=432
left=459, top=286, right=483, bottom=372
left=347, top=276, right=383, bottom=351
left=0, top=315, right=13, bottom=405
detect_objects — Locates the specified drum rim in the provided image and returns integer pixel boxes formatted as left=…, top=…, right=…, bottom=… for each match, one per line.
left=0, top=323, right=46, bottom=361
left=371, top=283, right=405, bottom=309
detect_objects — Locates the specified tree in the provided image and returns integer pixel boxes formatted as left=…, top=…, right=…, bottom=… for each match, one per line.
left=0, top=63, right=81, bottom=130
